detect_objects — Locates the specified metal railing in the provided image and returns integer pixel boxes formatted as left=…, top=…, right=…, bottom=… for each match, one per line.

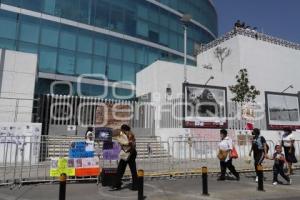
left=1, top=136, right=299, bottom=187
left=37, top=95, right=268, bottom=135
left=198, top=27, right=300, bottom=54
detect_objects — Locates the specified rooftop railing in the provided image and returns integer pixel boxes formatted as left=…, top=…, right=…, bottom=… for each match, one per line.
left=197, top=27, right=300, bottom=54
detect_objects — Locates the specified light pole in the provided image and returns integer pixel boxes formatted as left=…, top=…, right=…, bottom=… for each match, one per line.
left=181, top=14, right=192, bottom=83
left=204, top=76, right=214, bottom=85
left=281, top=84, right=293, bottom=93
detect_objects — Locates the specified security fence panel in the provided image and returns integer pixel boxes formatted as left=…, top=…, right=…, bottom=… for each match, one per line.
left=1, top=135, right=298, bottom=186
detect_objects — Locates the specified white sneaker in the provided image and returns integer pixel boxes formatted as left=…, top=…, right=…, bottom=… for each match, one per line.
left=289, top=179, right=292, bottom=185
left=273, top=182, right=278, bottom=185
left=255, top=176, right=258, bottom=182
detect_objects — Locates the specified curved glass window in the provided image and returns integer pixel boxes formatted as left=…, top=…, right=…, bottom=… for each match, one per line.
left=77, top=31, right=93, bottom=54
left=18, top=42, right=38, bottom=54
left=109, top=41, right=122, bottom=60
left=0, top=11, right=18, bottom=40
left=19, top=16, right=40, bottom=44
left=21, top=0, right=42, bottom=12
left=57, top=49, right=75, bottom=75
left=94, top=0, right=109, bottom=28
left=0, top=0, right=218, bottom=97
left=108, top=59, right=122, bottom=81
left=122, top=61, right=136, bottom=83
left=94, top=37, right=108, bottom=56
left=93, top=56, right=106, bottom=75
left=76, top=53, right=92, bottom=75
left=39, top=46, right=57, bottom=73
left=2, top=0, right=21, bottom=7
left=59, top=25, right=77, bottom=51
left=0, top=38, right=16, bottom=50
left=40, top=21, right=60, bottom=47
left=0, top=0, right=217, bottom=57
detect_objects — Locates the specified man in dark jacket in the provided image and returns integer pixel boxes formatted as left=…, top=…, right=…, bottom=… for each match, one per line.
left=249, top=128, right=268, bottom=182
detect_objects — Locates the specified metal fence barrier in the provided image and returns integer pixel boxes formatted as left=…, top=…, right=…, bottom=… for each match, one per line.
left=1, top=136, right=299, bottom=187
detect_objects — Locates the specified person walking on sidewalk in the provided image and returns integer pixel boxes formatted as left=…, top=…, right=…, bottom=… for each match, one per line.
left=249, top=128, right=268, bottom=182
left=112, top=124, right=138, bottom=190
left=217, top=129, right=240, bottom=181
left=270, top=144, right=292, bottom=185
left=282, top=127, right=298, bottom=175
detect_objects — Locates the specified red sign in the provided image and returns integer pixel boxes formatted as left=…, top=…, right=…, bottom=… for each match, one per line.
left=75, top=167, right=101, bottom=177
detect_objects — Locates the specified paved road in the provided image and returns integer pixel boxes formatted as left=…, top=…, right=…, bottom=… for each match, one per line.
left=1, top=171, right=300, bottom=200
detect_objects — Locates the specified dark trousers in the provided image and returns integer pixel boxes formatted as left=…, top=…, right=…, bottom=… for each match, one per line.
left=220, top=159, right=239, bottom=179
left=114, top=149, right=138, bottom=188
left=254, top=151, right=264, bottom=176
left=273, top=164, right=290, bottom=182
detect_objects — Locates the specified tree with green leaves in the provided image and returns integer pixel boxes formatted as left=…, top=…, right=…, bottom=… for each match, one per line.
left=229, top=69, right=260, bottom=103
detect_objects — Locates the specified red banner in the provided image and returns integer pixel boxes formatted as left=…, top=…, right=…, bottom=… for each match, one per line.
left=75, top=167, right=101, bottom=177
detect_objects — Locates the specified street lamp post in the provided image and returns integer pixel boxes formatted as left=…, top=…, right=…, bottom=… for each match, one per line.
left=281, top=84, right=293, bottom=93
left=204, top=76, right=214, bottom=85
left=181, top=14, right=192, bottom=83
left=183, top=25, right=187, bottom=82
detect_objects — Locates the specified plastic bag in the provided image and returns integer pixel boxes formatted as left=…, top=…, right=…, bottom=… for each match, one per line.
left=230, top=147, right=239, bottom=159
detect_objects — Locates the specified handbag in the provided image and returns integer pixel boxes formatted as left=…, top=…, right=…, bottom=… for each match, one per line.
left=230, top=147, right=238, bottom=159
left=217, top=150, right=228, bottom=161
left=119, top=149, right=130, bottom=161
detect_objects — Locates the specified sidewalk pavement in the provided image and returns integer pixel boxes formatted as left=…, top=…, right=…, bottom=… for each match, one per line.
left=0, top=171, right=300, bottom=200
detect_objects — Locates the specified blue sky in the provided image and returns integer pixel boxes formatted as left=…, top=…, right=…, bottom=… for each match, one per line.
left=213, top=0, right=300, bottom=43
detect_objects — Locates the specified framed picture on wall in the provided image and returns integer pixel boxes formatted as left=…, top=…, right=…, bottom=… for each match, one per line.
left=265, top=91, right=300, bottom=130
left=182, top=83, right=228, bottom=128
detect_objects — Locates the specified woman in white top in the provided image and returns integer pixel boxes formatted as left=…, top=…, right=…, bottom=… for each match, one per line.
left=217, top=129, right=239, bottom=181
left=282, top=127, right=297, bottom=175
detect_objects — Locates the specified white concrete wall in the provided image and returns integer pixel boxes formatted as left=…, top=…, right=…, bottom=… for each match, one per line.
left=136, top=61, right=214, bottom=102
left=136, top=34, right=300, bottom=105
left=0, top=49, right=37, bottom=122
left=197, top=35, right=300, bottom=103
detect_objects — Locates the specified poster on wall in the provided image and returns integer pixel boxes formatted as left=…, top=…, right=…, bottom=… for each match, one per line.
left=0, top=123, right=41, bottom=164
left=183, top=83, right=227, bottom=128
left=265, top=91, right=300, bottom=130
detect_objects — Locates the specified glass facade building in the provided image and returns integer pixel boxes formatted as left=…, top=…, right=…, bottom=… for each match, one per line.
left=0, top=0, right=217, bottom=98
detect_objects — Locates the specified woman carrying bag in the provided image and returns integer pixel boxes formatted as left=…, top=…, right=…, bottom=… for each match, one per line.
left=282, top=127, right=297, bottom=175
left=249, top=128, right=268, bottom=182
left=217, top=129, right=240, bottom=181
left=112, top=124, right=138, bottom=190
